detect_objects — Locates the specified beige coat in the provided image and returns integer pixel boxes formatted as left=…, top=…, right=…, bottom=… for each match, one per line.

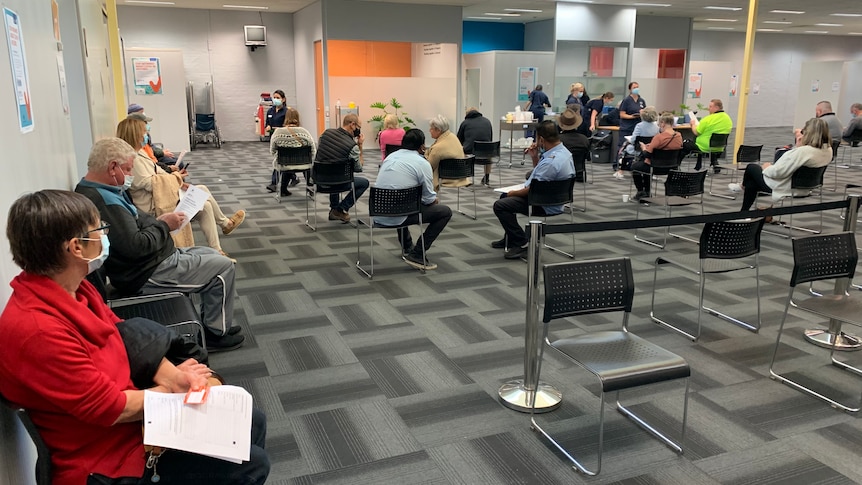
left=424, top=130, right=468, bottom=190
left=128, top=150, right=194, bottom=247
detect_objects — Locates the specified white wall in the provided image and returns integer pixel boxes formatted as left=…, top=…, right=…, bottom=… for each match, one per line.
left=292, top=1, right=322, bottom=139
left=125, top=48, right=190, bottom=151
left=524, top=19, right=554, bottom=52
left=555, top=4, right=636, bottom=43
left=690, top=31, right=862, bottom=127
left=411, top=43, right=459, bottom=78
left=838, top=61, right=862, bottom=123
left=795, top=61, right=844, bottom=129
left=117, top=6, right=297, bottom=142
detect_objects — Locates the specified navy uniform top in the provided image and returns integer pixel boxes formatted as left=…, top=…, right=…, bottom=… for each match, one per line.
left=619, top=95, right=647, bottom=134
left=266, top=105, right=286, bottom=131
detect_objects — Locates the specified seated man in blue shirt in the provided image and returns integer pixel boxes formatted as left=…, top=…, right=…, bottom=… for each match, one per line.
left=375, top=129, right=453, bottom=271
left=492, top=120, right=575, bottom=259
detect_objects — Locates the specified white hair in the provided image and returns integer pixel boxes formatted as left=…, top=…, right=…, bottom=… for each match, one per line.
left=87, top=138, right=136, bottom=171
left=429, top=114, right=449, bottom=133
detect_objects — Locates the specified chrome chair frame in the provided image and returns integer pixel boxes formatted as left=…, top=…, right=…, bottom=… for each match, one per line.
left=761, top=165, right=827, bottom=239
left=628, top=148, right=681, bottom=200
left=438, top=156, right=477, bottom=220
left=356, top=185, right=426, bottom=279
left=568, top=148, right=590, bottom=212
left=635, top=170, right=707, bottom=249
left=710, top=144, right=762, bottom=199
left=528, top=178, right=577, bottom=258
left=473, top=141, right=502, bottom=187
left=305, top=162, right=359, bottom=232
left=651, top=218, right=765, bottom=341
left=274, top=145, right=313, bottom=202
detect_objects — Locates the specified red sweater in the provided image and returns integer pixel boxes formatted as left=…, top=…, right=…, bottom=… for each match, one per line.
left=0, top=273, right=145, bottom=485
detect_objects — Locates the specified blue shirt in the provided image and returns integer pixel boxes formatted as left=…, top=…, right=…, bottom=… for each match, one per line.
left=374, top=149, right=436, bottom=227
left=526, top=143, right=575, bottom=215
left=619, top=95, right=646, bottom=134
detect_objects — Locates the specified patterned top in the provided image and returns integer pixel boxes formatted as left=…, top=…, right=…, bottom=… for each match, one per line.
left=270, top=125, right=316, bottom=170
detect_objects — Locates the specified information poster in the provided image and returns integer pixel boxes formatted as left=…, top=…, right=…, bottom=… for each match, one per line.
left=688, top=72, right=703, bottom=99
left=133, top=57, right=163, bottom=94
left=811, top=79, right=820, bottom=93
left=4, top=7, right=34, bottom=133
left=517, top=67, right=537, bottom=102
left=729, top=74, right=738, bottom=97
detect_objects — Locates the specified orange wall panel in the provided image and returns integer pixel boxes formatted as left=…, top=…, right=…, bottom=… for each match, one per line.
left=328, top=40, right=411, bottom=77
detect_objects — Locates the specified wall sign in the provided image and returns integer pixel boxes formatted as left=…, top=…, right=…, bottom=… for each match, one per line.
left=688, top=72, right=703, bottom=99
left=518, top=67, right=536, bottom=102
left=133, top=57, right=163, bottom=94
left=4, top=7, right=34, bottom=133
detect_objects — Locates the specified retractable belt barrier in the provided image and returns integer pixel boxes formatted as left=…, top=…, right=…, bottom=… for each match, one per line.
left=499, top=196, right=860, bottom=413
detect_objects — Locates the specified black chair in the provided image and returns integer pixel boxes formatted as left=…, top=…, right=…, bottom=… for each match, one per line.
left=472, top=141, right=502, bottom=186
left=651, top=218, right=765, bottom=341
left=628, top=148, right=681, bottom=200
left=837, top=128, right=862, bottom=169
left=356, top=185, right=426, bottom=278
left=438, top=156, right=476, bottom=220
left=306, top=162, right=358, bottom=231
left=768, top=232, right=862, bottom=412
left=0, top=395, right=51, bottom=485
left=275, top=145, right=313, bottom=202
left=635, top=170, right=707, bottom=249
left=828, top=139, right=841, bottom=191
left=569, top=148, right=590, bottom=212
left=384, top=144, right=402, bottom=158
left=528, top=178, right=577, bottom=258
left=762, top=165, right=828, bottom=238
left=690, top=132, right=729, bottom=171
left=710, top=144, right=762, bottom=199
left=532, top=258, right=690, bottom=475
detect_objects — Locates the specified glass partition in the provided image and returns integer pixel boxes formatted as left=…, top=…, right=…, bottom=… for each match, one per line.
left=554, top=41, right=630, bottom=111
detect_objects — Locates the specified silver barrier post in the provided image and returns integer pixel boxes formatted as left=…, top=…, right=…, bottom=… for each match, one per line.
left=499, top=221, right=563, bottom=412
left=803, top=195, right=862, bottom=350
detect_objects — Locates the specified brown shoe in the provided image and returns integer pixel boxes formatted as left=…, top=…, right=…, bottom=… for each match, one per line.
left=328, top=208, right=350, bottom=223
left=222, top=210, right=246, bottom=235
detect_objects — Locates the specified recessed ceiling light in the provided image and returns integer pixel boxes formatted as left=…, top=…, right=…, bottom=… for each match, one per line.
left=707, top=27, right=735, bottom=30
left=757, top=28, right=783, bottom=32
left=467, top=16, right=501, bottom=20
left=222, top=4, right=268, bottom=9
left=634, top=3, right=671, bottom=6
left=831, top=13, right=862, bottom=17
left=125, top=0, right=175, bottom=4
left=804, top=30, right=828, bottom=34
left=763, top=20, right=792, bottom=24
left=485, top=12, right=521, bottom=16
left=504, top=8, right=543, bottom=13
left=815, top=23, right=843, bottom=26
left=704, top=18, right=738, bottom=22
left=770, top=10, right=804, bottom=14
left=704, top=6, right=742, bottom=11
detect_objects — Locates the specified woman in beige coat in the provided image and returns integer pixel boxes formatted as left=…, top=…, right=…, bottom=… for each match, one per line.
left=424, top=115, right=468, bottom=190
left=116, top=118, right=245, bottom=260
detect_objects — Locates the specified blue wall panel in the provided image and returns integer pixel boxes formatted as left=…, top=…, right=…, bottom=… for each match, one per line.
left=462, top=21, right=525, bottom=54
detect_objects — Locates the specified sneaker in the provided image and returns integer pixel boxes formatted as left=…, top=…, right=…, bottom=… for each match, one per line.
left=403, top=252, right=437, bottom=270
left=713, top=166, right=722, bottom=174
left=206, top=332, right=245, bottom=353
left=481, top=174, right=490, bottom=186
left=504, top=244, right=529, bottom=260
left=613, top=172, right=624, bottom=180
left=328, top=208, right=351, bottom=223
left=728, top=183, right=742, bottom=193
left=632, top=191, right=645, bottom=202
left=490, top=238, right=507, bottom=249
left=222, top=210, right=246, bottom=235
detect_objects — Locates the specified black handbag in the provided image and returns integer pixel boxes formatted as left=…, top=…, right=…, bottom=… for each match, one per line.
left=117, top=317, right=208, bottom=390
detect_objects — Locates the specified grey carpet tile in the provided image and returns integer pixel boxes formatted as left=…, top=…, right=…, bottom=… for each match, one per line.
left=188, top=134, right=862, bottom=484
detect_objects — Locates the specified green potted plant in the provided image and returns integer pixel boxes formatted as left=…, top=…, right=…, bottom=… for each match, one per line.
left=369, top=98, right=416, bottom=133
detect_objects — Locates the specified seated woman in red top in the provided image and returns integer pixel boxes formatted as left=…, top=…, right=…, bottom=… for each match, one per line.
left=0, top=190, right=269, bottom=485
left=378, top=113, right=406, bottom=161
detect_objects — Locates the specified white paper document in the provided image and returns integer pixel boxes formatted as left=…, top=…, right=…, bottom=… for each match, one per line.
left=624, top=135, right=634, bottom=143
left=494, top=183, right=526, bottom=194
left=172, top=184, right=208, bottom=234
left=143, top=385, right=253, bottom=463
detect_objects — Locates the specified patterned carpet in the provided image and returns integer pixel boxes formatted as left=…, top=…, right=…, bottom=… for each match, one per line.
left=184, top=128, right=862, bottom=485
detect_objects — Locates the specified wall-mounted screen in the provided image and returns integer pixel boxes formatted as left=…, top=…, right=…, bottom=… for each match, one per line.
left=244, top=25, right=267, bottom=46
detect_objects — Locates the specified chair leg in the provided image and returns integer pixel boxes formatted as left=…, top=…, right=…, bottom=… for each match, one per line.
left=531, top=391, right=605, bottom=476
left=615, top=379, right=688, bottom=455
left=651, top=260, right=702, bottom=341
left=702, top=264, right=761, bottom=333
left=542, top=213, right=576, bottom=259
left=356, top=223, right=374, bottom=279
left=305, top=187, right=317, bottom=231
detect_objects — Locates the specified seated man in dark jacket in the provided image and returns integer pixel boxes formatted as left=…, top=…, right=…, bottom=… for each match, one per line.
left=314, top=113, right=370, bottom=222
left=457, top=107, right=494, bottom=185
left=75, top=138, right=244, bottom=352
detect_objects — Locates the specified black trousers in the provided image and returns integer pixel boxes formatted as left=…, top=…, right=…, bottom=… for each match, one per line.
left=740, top=163, right=771, bottom=210
left=395, top=203, right=453, bottom=255
left=631, top=159, right=651, bottom=193
left=493, top=194, right=548, bottom=247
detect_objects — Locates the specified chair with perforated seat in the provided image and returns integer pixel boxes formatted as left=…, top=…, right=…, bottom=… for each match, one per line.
left=438, top=156, right=477, bottom=219
left=651, top=218, right=765, bottom=341
left=692, top=132, right=729, bottom=171
left=710, top=144, right=762, bottom=199
left=305, top=162, right=359, bottom=231
left=275, top=145, right=313, bottom=202
left=528, top=178, right=577, bottom=258
left=356, top=185, right=427, bottom=278
left=769, top=232, right=862, bottom=413
left=1, top=395, right=51, bottom=485
left=531, top=258, right=690, bottom=476
left=761, top=165, right=827, bottom=238
left=837, top=128, right=862, bottom=169
left=635, top=170, right=707, bottom=249
left=568, top=148, right=590, bottom=212
left=472, top=141, right=501, bottom=186
left=629, top=148, right=681, bottom=200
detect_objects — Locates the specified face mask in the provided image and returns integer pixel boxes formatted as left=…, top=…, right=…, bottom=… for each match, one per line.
left=146, top=123, right=151, bottom=132
left=353, top=127, right=361, bottom=137
left=123, top=175, right=134, bottom=191
left=631, top=88, right=640, bottom=95
left=273, top=98, right=283, bottom=107
left=853, top=112, right=858, bottom=119
left=142, top=134, right=150, bottom=146
left=82, top=234, right=110, bottom=274
left=576, top=92, right=583, bottom=98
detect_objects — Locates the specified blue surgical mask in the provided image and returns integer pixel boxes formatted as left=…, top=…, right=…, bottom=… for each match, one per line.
left=576, top=91, right=583, bottom=98
left=82, top=234, right=110, bottom=274
left=853, top=112, right=858, bottom=119
left=631, top=88, right=640, bottom=95
left=146, top=123, right=151, bottom=132
left=273, top=98, right=283, bottom=107
left=143, top=134, right=150, bottom=146
left=123, top=175, right=134, bottom=191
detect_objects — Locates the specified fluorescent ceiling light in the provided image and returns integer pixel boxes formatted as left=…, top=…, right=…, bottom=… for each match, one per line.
left=707, top=27, right=735, bottom=30
left=467, top=16, right=500, bottom=20
left=559, top=0, right=594, bottom=3
left=704, top=6, right=742, bottom=11
left=770, top=10, right=804, bottom=14
left=485, top=12, right=521, bottom=16
left=634, top=3, right=671, bottom=6
left=815, top=23, right=843, bottom=26
left=763, top=20, right=792, bottom=24
left=504, top=8, right=543, bottom=13
left=222, top=4, right=268, bottom=9
left=804, top=30, right=828, bottom=33
left=757, top=28, right=783, bottom=32
left=704, top=18, right=737, bottom=22
left=851, top=32, right=862, bottom=35
left=831, top=13, right=862, bottom=17
left=125, top=0, right=175, bottom=4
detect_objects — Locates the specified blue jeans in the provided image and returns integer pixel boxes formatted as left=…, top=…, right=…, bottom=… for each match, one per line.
left=327, top=176, right=369, bottom=212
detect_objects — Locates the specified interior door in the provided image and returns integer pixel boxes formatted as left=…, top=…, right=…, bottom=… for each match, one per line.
left=314, top=40, right=324, bottom=135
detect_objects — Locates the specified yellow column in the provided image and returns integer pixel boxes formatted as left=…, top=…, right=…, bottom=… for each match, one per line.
left=104, top=0, right=127, bottom=122
left=733, top=0, right=758, bottom=162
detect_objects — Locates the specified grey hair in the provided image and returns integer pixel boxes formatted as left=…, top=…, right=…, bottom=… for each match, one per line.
left=640, top=106, right=658, bottom=123
left=87, top=137, right=136, bottom=172
left=852, top=103, right=862, bottom=112
left=429, top=114, right=449, bottom=133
